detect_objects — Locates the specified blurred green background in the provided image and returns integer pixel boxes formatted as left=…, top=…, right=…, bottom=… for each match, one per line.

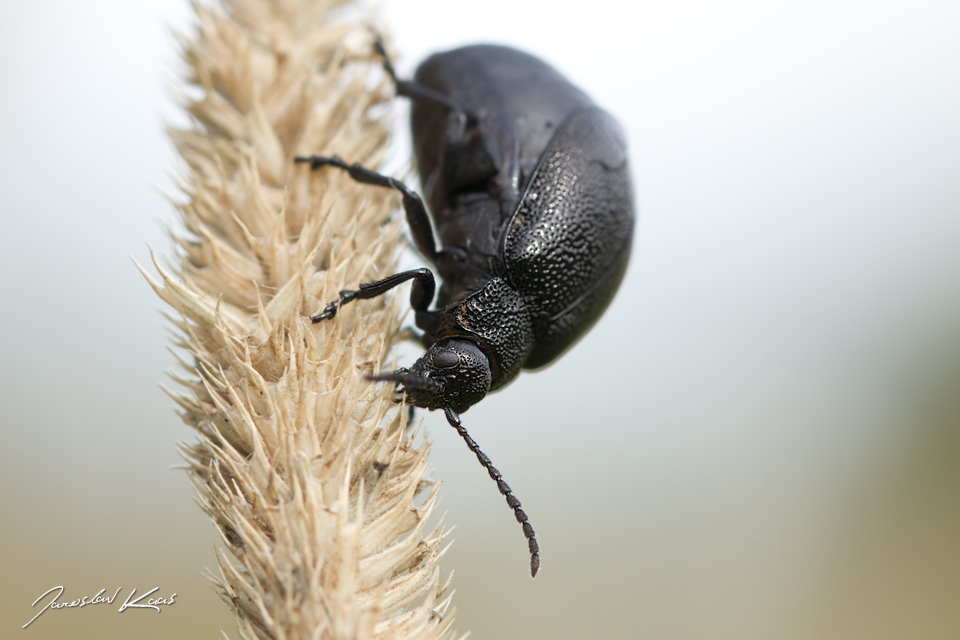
left=2, top=0, right=959, bottom=638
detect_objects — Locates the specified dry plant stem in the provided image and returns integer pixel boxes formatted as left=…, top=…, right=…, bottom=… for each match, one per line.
left=139, top=0, right=459, bottom=638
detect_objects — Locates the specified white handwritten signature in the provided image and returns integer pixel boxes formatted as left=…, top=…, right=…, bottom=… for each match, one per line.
left=23, top=586, right=177, bottom=628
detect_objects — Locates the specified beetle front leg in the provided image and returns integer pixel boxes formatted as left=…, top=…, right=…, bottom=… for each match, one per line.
left=294, top=155, right=438, bottom=262
left=311, top=267, right=436, bottom=323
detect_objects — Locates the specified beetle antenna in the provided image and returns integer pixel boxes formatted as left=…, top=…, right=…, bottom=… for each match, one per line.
left=443, top=406, right=540, bottom=577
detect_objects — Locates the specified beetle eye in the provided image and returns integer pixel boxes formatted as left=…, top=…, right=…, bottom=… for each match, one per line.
left=433, top=350, right=460, bottom=369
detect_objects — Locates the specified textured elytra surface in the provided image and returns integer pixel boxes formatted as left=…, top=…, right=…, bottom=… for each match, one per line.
left=504, top=107, right=634, bottom=368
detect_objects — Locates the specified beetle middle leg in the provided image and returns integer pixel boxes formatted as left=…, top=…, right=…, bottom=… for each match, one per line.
left=310, top=267, right=435, bottom=323
left=295, top=155, right=438, bottom=262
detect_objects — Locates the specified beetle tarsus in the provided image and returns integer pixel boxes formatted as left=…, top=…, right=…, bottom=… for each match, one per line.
left=310, top=302, right=338, bottom=322
left=370, top=31, right=399, bottom=84
left=443, top=407, right=541, bottom=578
left=310, top=289, right=357, bottom=322
left=310, top=270, right=438, bottom=323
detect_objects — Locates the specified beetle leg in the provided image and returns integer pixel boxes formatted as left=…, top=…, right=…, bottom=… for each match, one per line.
left=310, top=268, right=436, bottom=323
left=372, top=33, right=477, bottom=126
left=295, top=155, right=438, bottom=262
left=443, top=406, right=541, bottom=578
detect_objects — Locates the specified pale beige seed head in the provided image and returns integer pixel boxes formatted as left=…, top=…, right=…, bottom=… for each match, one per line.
left=139, top=0, right=461, bottom=638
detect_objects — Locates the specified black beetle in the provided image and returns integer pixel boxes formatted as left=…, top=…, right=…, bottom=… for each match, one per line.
left=296, top=40, right=634, bottom=577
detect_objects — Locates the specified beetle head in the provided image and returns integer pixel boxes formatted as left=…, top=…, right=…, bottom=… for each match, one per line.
left=371, top=338, right=491, bottom=413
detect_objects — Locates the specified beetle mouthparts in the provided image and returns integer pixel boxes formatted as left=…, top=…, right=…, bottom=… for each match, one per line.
left=366, top=371, right=440, bottom=393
